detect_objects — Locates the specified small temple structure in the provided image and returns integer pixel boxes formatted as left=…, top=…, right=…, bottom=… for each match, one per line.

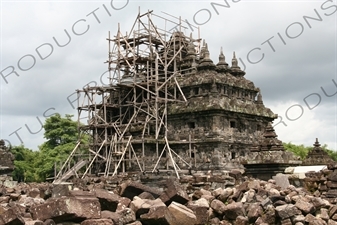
left=241, top=123, right=302, bottom=180
left=302, top=138, right=335, bottom=166
left=0, top=139, right=15, bottom=176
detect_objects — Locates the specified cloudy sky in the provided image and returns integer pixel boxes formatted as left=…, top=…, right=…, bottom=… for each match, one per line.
left=1, top=0, right=336, bottom=151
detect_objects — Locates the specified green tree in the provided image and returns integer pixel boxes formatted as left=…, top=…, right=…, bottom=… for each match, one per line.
left=34, top=113, right=82, bottom=181
left=43, top=114, right=78, bottom=148
left=283, top=142, right=310, bottom=160
left=10, top=113, right=87, bottom=182
left=10, top=145, right=39, bottom=182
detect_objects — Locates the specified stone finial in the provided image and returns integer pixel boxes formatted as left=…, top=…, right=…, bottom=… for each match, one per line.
left=232, top=52, right=238, bottom=67
left=187, top=34, right=196, bottom=56
left=216, top=47, right=229, bottom=73
left=204, top=43, right=210, bottom=60
left=313, top=138, right=321, bottom=148
left=199, top=39, right=206, bottom=60
left=180, top=33, right=197, bottom=71
left=256, top=89, right=264, bottom=105
left=197, top=42, right=216, bottom=71
left=230, top=51, right=246, bottom=77
left=219, top=47, right=225, bottom=60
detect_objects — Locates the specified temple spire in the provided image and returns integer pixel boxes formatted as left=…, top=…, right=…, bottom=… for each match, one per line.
left=197, top=41, right=216, bottom=71
left=313, top=138, right=321, bottom=148
left=216, top=47, right=228, bottom=73
left=230, top=51, right=245, bottom=77
left=204, top=43, right=210, bottom=60
left=232, top=52, right=238, bottom=67
left=256, top=88, right=264, bottom=105
left=187, top=33, right=195, bottom=56
left=199, top=39, right=206, bottom=60
left=219, top=47, right=225, bottom=62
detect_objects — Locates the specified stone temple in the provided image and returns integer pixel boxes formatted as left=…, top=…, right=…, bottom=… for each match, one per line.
left=54, top=11, right=303, bottom=182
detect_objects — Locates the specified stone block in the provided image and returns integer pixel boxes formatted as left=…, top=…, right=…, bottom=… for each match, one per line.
left=234, top=216, right=249, bottom=225
left=329, top=205, right=337, bottom=218
left=327, top=181, right=337, bottom=189
left=0, top=196, right=10, bottom=204
left=210, top=199, right=226, bottom=215
left=138, top=192, right=155, bottom=200
left=187, top=199, right=209, bottom=225
left=273, top=174, right=290, bottom=190
left=80, top=219, right=113, bottom=225
left=281, top=218, right=292, bottom=225
left=130, top=196, right=166, bottom=218
left=43, top=219, right=56, bottom=225
left=295, top=198, right=315, bottom=214
left=160, top=179, right=189, bottom=206
left=310, top=196, right=331, bottom=209
left=100, top=211, right=120, bottom=224
left=119, top=182, right=161, bottom=200
left=305, top=214, right=327, bottom=225
left=116, top=197, right=131, bottom=212
left=28, top=188, right=41, bottom=198
left=167, top=201, right=197, bottom=225
left=52, top=184, right=72, bottom=198
left=30, top=197, right=100, bottom=223
left=117, top=208, right=136, bottom=224
left=140, top=204, right=173, bottom=225
left=247, top=203, right=263, bottom=223
left=0, top=206, right=25, bottom=225
left=317, top=208, right=330, bottom=222
left=223, top=202, right=246, bottom=220
left=275, top=204, right=301, bottom=219
left=23, top=220, right=44, bottom=225
left=328, top=219, right=337, bottom=225
left=94, top=189, right=120, bottom=212
left=125, top=222, right=142, bottom=225
left=218, top=188, right=233, bottom=203
left=247, top=180, right=261, bottom=190
left=326, top=189, right=337, bottom=198
left=328, top=170, right=337, bottom=182
left=19, top=195, right=45, bottom=207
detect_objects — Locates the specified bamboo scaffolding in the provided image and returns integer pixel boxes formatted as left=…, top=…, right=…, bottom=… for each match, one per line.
left=69, top=10, right=201, bottom=179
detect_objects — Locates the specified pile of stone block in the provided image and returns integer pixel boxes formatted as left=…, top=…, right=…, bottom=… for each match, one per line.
left=300, top=164, right=337, bottom=204
left=2, top=177, right=337, bottom=224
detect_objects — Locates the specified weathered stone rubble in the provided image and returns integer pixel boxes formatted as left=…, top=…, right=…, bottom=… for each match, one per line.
left=2, top=175, right=337, bottom=225
left=296, top=163, right=337, bottom=205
